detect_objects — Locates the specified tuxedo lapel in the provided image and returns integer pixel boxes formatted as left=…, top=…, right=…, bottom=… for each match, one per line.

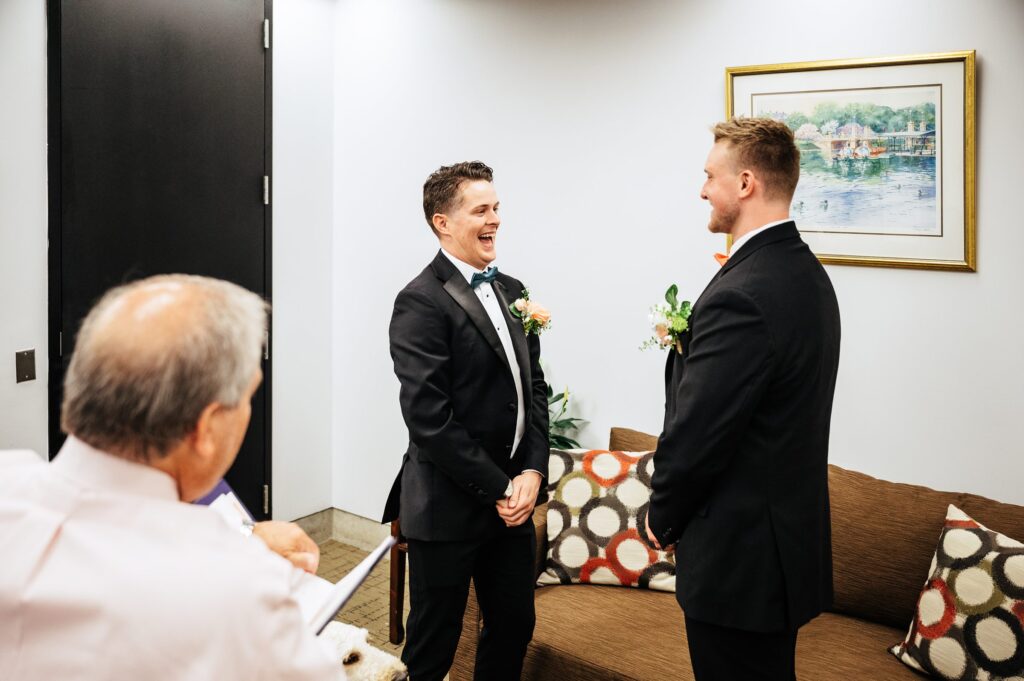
left=494, top=280, right=532, bottom=405
left=432, top=252, right=513, bottom=373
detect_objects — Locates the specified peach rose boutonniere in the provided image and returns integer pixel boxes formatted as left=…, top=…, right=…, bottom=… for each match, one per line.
left=509, top=289, right=551, bottom=336
left=641, top=284, right=691, bottom=354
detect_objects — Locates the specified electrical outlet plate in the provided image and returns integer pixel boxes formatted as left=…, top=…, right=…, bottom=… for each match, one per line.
left=16, top=349, right=36, bottom=383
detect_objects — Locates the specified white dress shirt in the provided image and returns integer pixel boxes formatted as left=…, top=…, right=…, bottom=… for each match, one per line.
left=0, top=437, right=344, bottom=681
left=728, top=218, right=792, bottom=257
left=441, top=249, right=526, bottom=457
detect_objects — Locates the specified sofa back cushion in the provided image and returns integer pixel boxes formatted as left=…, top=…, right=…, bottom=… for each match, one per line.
left=608, top=427, right=1024, bottom=629
left=830, top=466, right=1024, bottom=628
left=828, top=465, right=957, bottom=627
left=609, top=427, right=658, bottom=452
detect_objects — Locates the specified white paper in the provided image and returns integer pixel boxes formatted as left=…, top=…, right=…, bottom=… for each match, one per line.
left=294, top=572, right=337, bottom=623
left=309, top=536, right=396, bottom=635
left=207, top=490, right=254, bottom=534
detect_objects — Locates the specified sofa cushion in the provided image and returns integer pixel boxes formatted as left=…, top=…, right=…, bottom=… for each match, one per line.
left=537, top=448, right=675, bottom=591
left=523, top=584, right=916, bottom=680
left=524, top=584, right=686, bottom=680
left=889, top=505, right=1024, bottom=679
left=798, top=613, right=919, bottom=679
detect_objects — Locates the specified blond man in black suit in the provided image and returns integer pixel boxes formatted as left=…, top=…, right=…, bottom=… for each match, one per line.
left=648, top=118, right=841, bottom=681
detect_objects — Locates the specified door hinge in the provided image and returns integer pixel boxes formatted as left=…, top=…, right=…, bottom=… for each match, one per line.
left=263, top=484, right=270, bottom=515
left=58, top=332, right=63, bottom=357
left=263, top=19, right=270, bottom=49
left=263, top=175, right=270, bottom=205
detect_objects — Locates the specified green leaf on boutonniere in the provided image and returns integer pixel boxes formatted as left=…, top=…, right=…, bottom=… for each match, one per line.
left=665, top=284, right=679, bottom=310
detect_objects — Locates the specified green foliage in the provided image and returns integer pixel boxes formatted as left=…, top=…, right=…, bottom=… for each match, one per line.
left=546, top=381, right=585, bottom=449
left=776, top=100, right=937, bottom=134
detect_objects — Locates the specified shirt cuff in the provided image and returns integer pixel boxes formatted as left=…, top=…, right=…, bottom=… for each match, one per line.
left=521, top=468, right=544, bottom=478
left=504, top=480, right=514, bottom=498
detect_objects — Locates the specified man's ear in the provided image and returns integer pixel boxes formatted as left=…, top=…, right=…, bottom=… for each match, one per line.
left=189, top=402, right=222, bottom=461
left=738, top=170, right=756, bottom=199
left=432, top=213, right=448, bottom=236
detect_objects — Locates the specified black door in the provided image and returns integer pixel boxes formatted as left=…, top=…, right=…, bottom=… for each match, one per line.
left=48, top=0, right=273, bottom=518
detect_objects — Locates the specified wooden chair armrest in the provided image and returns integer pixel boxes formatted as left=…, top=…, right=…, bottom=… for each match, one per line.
left=533, top=502, right=548, bottom=579
left=388, top=520, right=407, bottom=645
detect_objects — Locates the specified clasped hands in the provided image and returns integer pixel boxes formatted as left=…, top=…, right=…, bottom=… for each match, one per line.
left=496, top=470, right=542, bottom=527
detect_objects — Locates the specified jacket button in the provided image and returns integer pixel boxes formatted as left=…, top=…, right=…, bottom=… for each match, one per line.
left=507, top=402, right=516, bottom=412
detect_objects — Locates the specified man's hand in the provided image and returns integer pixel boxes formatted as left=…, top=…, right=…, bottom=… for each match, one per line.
left=644, top=517, right=663, bottom=550
left=252, top=521, right=320, bottom=574
left=644, top=516, right=674, bottom=554
left=496, top=471, right=543, bottom=527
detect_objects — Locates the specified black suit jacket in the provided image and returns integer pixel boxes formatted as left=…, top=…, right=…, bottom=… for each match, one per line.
left=648, top=222, right=841, bottom=632
left=382, top=251, right=549, bottom=541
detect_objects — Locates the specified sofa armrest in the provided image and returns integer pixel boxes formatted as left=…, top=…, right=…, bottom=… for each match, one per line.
left=533, top=502, right=548, bottom=579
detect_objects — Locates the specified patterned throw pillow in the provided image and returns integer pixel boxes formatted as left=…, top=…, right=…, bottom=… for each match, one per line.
left=890, top=505, right=1024, bottom=680
left=537, top=448, right=675, bottom=592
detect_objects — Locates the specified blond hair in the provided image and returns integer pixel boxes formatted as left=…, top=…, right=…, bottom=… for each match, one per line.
left=713, top=117, right=800, bottom=201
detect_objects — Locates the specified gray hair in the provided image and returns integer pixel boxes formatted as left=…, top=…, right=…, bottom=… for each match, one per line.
left=61, top=274, right=268, bottom=460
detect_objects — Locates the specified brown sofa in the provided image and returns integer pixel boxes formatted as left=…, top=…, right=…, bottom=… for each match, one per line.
left=449, top=427, right=1024, bottom=680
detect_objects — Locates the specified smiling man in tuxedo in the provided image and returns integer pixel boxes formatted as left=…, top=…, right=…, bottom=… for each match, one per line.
left=647, top=118, right=841, bottom=681
left=383, top=161, right=549, bottom=681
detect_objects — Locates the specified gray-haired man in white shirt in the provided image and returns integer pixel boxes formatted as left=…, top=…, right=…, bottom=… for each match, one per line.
left=0, top=274, right=344, bottom=680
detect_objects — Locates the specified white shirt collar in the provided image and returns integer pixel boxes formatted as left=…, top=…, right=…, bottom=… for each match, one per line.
left=51, top=435, right=180, bottom=502
left=440, top=248, right=496, bottom=285
left=729, top=218, right=791, bottom=258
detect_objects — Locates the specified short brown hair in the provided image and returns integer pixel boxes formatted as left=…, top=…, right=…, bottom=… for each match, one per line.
left=422, top=161, right=494, bottom=234
left=713, top=117, right=800, bottom=201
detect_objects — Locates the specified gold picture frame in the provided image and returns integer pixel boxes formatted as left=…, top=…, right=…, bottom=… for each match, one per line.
left=726, top=51, right=976, bottom=271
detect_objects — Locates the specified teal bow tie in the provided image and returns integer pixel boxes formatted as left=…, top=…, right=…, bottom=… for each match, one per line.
left=470, top=267, right=499, bottom=289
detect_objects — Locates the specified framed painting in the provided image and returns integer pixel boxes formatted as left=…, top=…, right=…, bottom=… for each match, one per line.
left=727, top=51, right=976, bottom=271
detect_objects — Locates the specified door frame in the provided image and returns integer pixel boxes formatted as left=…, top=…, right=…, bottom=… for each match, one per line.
left=45, top=0, right=274, bottom=516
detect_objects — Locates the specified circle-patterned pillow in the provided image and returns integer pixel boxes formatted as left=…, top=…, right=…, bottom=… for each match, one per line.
left=890, top=505, right=1024, bottom=680
left=537, top=449, right=675, bottom=592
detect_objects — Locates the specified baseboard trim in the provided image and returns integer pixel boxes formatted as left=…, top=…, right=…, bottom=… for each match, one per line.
left=293, top=507, right=391, bottom=554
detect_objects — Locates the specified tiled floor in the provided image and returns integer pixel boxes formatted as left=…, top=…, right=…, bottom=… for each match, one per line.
left=316, top=539, right=408, bottom=658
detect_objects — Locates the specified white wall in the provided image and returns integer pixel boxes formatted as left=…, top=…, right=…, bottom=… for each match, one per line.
left=0, top=0, right=48, bottom=456
left=331, top=0, right=1024, bottom=520
left=271, top=0, right=336, bottom=520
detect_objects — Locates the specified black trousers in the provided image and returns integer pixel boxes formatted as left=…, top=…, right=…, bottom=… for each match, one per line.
left=402, top=529, right=536, bottom=681
left=685, top=616, right=799, bottom=681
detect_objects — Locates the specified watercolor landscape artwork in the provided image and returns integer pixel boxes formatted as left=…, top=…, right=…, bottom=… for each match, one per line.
left=727, top=52, right=975, bottom=271
left=754, top=86, right=940, bottom=237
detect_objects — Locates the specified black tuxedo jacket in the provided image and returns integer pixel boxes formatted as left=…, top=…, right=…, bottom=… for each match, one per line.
left=382, top=251, right=549, bottom=541
left=648, top=222, right=841, bottom=632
